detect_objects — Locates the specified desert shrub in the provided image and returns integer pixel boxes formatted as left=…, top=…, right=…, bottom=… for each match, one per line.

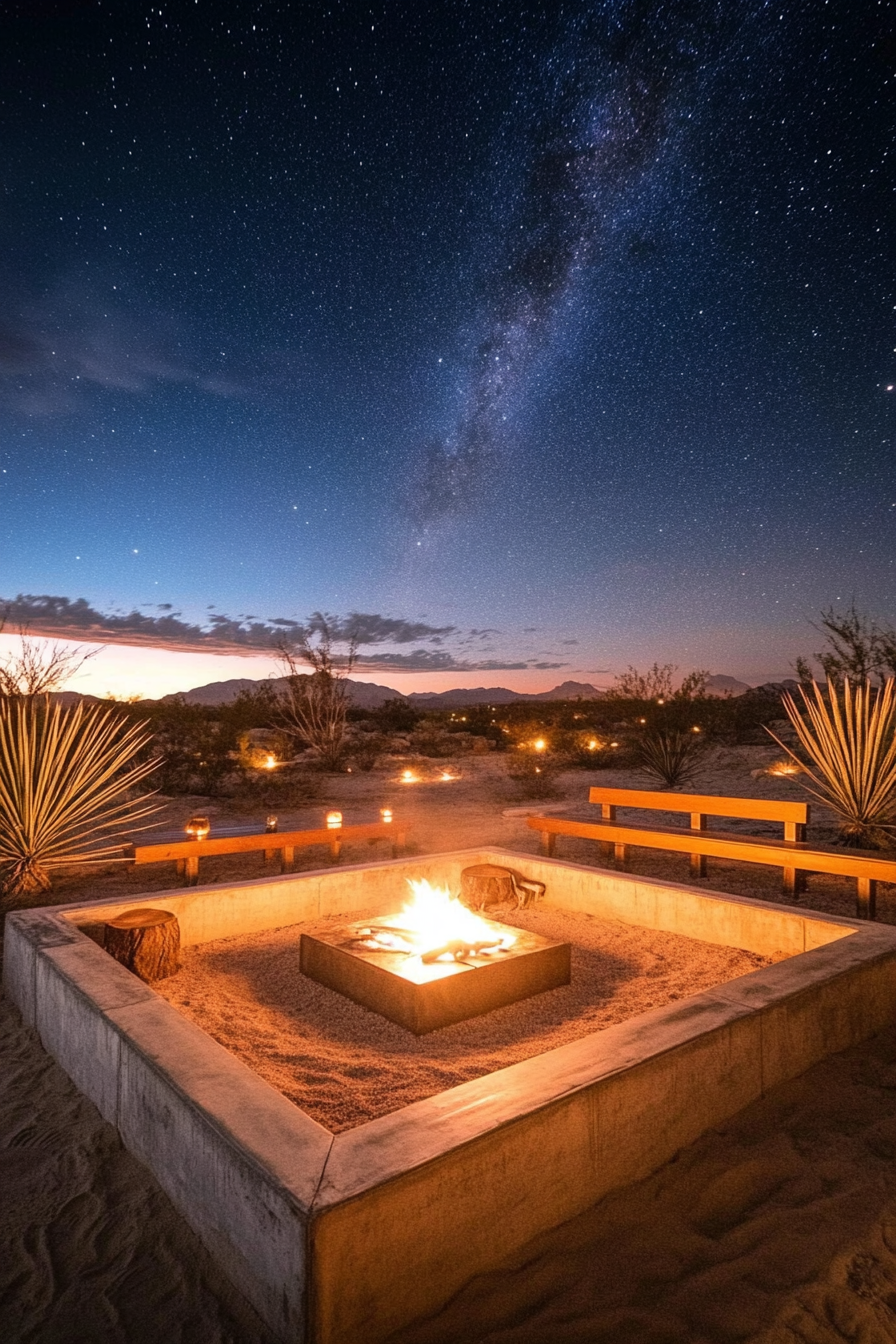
left=347, top=732, right=392, bottom=771
left=277, top=618, right=356, bottom=770
left=505, top=755, right=563, bottom=799
left=226, top=768, right=321, bottom=812
left=362, top=699, right=422, bottom=734
left=0, top=696, right=159, bottom=898
left=409, top=720, right=456, bottom=757
left=773, top=679, right=896, bottom=848
left=633, top=727, right=706, bottom=789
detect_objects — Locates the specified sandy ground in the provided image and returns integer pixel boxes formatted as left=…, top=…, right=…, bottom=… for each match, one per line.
left=154, top=907, right=772, bottom=1130
left=3, top=745, right=896, bottom=1341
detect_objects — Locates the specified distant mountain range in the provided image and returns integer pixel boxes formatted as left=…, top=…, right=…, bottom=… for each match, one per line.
left=160, top=672, right=757, bottom=708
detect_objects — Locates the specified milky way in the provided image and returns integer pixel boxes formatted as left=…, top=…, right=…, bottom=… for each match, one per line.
left=409, top=2, right=726, bottom=525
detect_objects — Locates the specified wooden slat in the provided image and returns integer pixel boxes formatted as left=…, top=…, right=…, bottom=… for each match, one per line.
left=133, top=821, right=398, bottom=864
left=588, top=787, right=809, bottom=824
left=527, top=815, right=896, bottom=883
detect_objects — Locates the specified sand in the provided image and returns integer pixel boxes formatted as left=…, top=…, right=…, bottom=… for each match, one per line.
left=154, top=907, right=773, bottom=1130
left=4, top=744, right=896, bottom=1340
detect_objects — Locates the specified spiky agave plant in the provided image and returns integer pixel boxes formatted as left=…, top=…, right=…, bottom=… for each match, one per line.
left=634, top=728, right=705, bottom=789
left=0, top=696, right=160, bottom=898
left=772, top=679, right=896, bottom=849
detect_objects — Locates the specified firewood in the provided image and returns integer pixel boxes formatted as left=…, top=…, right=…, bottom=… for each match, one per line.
left=105, top=907, right=181, bottom=982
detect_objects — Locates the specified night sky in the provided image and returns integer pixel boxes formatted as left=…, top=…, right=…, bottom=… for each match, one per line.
left=1, top=0, right=894, bottom=694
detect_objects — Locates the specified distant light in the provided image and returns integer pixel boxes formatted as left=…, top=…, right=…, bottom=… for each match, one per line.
left=533, top=738, right=546, bottom=752
left=380, top=807, right=393, bottom=824
left=326, top=811, right=343, bottom=829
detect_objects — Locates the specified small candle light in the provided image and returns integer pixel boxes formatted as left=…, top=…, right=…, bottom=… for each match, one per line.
left=326, top=810, right=343, bottom=830
left=185, top=815, right=210, bottom=840
left=533, top=738, right=546, bottom=752
left=264, top=754, right=277, bottom=770
left=380, top=807, right=393, bottom=824
left=401, top=769, right=416, bottom=783
left=265, top=814, right=278, bottom=833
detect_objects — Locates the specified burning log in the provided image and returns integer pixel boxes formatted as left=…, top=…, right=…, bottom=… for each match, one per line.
left=420, top=937, right=504, bottom=963
left=105, top=907, right=181, bottom=982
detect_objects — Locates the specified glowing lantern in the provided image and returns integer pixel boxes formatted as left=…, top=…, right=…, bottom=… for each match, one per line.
left=265, top=814, right=278, bottom=833
left=263, top=754, right=277, bottom=770
left=380, top=807, right=393, bottom=824
left=401, top=769, right=417, bottom=783
left=185, top=815, right=210, bottom=840
left=326, top=811, right=343, bottom=830
left=587, top=739, right=599, bottom=751
left=533, top=739, right=546, bottom=752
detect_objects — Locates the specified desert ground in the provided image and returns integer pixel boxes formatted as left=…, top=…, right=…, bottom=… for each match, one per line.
left=4, top=745, right=896, bottom=1343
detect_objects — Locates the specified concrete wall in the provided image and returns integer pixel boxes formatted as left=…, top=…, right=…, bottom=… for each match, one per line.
left=3, top=908, right=331, bottom=1339
left=309, top=922, right=896, bottom=1344
left=4, top=848, right=893, bottom=1344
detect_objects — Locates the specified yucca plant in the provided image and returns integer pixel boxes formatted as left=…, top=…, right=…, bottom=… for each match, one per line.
left=0, top=696, right=160, bottom=898
left=771, top=679, right=896, bottom=849
left=634, top=727, right=705, bottom=789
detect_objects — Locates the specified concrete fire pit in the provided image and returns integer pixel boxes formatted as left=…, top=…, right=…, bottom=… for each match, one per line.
left=5, top=847, right=896, bottom=1344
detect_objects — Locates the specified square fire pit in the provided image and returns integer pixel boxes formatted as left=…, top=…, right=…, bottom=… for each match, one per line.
left=300, top=915, right=571, bottom=1033
left=8, top=848, right=896, bottom=1344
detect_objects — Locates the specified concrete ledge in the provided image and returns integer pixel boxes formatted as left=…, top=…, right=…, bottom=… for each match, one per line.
left=5, top=848, right=896, bottom=1344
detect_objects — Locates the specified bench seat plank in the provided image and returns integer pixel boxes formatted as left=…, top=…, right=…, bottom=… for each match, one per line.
left=526, top=815, right=895, bottom=919
left=128, top=821, right=407, bottom=886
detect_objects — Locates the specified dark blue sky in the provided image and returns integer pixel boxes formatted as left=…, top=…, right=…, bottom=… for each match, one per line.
left=1, top=0, right=894, bottom=688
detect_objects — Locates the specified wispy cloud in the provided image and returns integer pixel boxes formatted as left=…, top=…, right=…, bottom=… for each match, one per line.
left=0, top=279, right=244, bottom=415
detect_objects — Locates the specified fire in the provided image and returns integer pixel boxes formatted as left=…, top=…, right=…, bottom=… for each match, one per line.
left=768, top=759, right=801, bottom=777
left=358, top=879, right=516, bottom=963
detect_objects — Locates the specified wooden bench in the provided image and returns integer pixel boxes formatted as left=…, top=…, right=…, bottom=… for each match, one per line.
left=526, top=788, right=896, bottom=920
left=126, top=821, right=407, bottom=887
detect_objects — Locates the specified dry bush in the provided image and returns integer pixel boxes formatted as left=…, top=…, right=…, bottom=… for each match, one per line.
left=0, top=697, right=159, bottom=898
left=773, top=679, right=896, bottom=848
left=633, top=727, right=706, bottom=789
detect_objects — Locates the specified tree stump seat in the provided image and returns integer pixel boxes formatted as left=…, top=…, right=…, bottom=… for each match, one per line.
left=460, top=864, right=545, bottom=911
left=105, top=907, right=181, bottom=982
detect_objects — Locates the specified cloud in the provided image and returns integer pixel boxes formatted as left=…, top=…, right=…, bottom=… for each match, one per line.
left=0, top=593, right=490, bottom=658
left=0, top=279, right=244, bottom=416
left=0, top=593, right=566, bottom=672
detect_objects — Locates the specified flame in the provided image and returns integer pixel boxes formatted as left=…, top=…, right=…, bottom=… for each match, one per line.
left=264, top=754, right=277, bottom=770
left=768, top=759, right=801, bottom=777
left=361, top=879, right=516, bottom=961
left=401, top=769, right=418, bottom=783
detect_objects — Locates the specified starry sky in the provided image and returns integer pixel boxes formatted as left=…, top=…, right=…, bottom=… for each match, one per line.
left=1, top=0, right=894, bottom=697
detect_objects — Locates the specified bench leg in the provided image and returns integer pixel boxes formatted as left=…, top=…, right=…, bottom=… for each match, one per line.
left=279, top=846, right=295, bottom=874
left=599, top=841, right=613, bottom=867
left=184, top=856, right=199, bottom=886
left=393, top=829, right=407, bottom=859
left=540, top=831, right=555, bottom=858
left=264, top=848, right=275, bottom=864
left=614, top=843, right=629, bottom=872
left=176, top=859, right=186, bottom=880
left=329, top=838, right=342, bottom=861
left=857, top=877, right=877, bottom=921
left=690, top=853, right=706, bottom=879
